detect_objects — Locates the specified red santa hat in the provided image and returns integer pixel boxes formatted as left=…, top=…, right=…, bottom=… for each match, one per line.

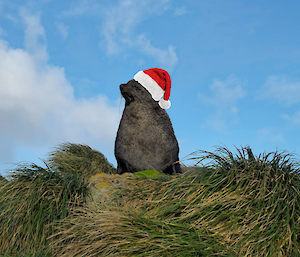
left=133, top=68, right=171, bottom=109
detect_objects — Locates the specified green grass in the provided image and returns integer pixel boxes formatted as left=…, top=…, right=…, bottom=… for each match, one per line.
left=0, top=143, right=300, bottom=256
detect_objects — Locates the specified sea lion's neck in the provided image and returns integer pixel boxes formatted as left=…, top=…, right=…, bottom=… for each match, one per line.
left=122, top=102, right=168, bottom=123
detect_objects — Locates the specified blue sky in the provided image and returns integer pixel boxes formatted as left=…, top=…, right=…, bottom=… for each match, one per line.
left=1, top=0, right=300, bottom=178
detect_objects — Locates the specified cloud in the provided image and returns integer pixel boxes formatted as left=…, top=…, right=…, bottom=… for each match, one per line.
left=62, top=0, right=177, bottom=70
left=0, top=25, right=5, bottom=36
left=55, top=22, right=69, bottom=40
left=174, top=6, right=189, bottom=16
left=0, top=1, right=19, bottom=23
left=60, top=0, right=100, bottom=17
left=258, top=75, right=300, bottom=106
left=134, top=34, right=178, bottom=71
left=282, top=111, right=300, bottom=125
left=199, top=74, right=247, bottom=130
left=20, top=8, right=48, bottom=62
left=256, top=128, right=285, bottom=143
left=199, top=74, right=246, bottom=110
left=0, top=10, right=120, bottom=163
left=99, top=0, right=177, bottom=70
left=60, top=0, right=177, bottom=70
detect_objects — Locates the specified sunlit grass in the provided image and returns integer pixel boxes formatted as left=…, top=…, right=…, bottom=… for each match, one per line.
left=1, top=144, right=300, bottom=256
left=180, top=146, right=300, bottom=256
left=0, top=143, right=115, bottom=256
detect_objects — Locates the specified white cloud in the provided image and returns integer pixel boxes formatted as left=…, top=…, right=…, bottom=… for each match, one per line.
left=256, top=128, right=285, bottom=143
left=258, top=75, right=300, bottom=106
left=174, top=6, right=189, bottom=16
left=62, top=0, right=176, bottom=70
left=20, top=8, right=48, bottom=63
left=199, top=74, right=246, bottom=110
left=0, top=1, right=19, bottom=23
left=282, top=111, right=300, bottom=125
left=60, top=0, right=99, bottom=17
left=134, top=34, right=178, bottom=71
left=0, top=10, right=120, bottom=164
left=55, top=22, right=69, bottom=40
left=0, top=25, right=5, bottom=36
left=199, top=74, right=247, bottom=130
left=99, top=0, right=177, bottom=70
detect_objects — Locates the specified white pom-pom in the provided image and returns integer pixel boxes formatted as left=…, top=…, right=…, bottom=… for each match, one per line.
left=159, top=99, right=171, bottom=109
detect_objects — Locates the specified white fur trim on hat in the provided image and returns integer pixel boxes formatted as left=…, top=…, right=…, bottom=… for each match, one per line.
left=134, top=71, right=164, bottom=101
left=159, top=99, right=171, bottom=109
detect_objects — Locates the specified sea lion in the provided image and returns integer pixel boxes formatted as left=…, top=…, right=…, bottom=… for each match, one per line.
left=114, top=69, right=181, bottom=175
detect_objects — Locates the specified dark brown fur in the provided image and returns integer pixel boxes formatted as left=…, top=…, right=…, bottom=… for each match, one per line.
left=114, top=79, right=181, bottom=175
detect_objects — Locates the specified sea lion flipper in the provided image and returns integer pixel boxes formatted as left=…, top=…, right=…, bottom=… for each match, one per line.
left=116, top=157, right=128, bottom=174
left=116, top=165, right=123, bottom=174
left=173, top=163, right=182, bottom=174
left=162, top=162, right=181, bottom=175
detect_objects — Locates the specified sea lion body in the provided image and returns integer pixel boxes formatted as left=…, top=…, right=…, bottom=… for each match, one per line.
left=115, top=79, right=181, bottom=175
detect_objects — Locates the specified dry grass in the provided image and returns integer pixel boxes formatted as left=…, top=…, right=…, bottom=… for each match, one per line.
left=1, top=144, right=300, bottom=256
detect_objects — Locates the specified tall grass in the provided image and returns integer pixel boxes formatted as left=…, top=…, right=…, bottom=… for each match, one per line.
left=48, top=168, right=234, bottom=257
left=0, top=163, right=89, bottom=256
left=49, top=146, right=300, bottom=257
left=0, top=143, right=115, bottom=256
left=48, top=143, right=116, bottom=179
left=1, top=144, right=300, bottom=256
left=180, top=146, right=300, bottom=256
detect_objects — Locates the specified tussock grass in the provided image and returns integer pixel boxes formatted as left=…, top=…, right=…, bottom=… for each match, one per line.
left=0, top=162, right=89, bottom=256
left=1, top=144, right=300, bottom=256
left=0, top=143, right=115, bottom=256
left=48, top=142, right=116, bottom=179
left=183, top=146, right=300, bottom=256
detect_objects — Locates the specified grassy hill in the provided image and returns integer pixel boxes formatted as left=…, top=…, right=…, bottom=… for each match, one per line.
left=0, top=143, right=299, bottom=256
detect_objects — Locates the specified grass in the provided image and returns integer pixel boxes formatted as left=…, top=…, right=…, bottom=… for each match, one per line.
left=0, top=143, right=300, bottom=256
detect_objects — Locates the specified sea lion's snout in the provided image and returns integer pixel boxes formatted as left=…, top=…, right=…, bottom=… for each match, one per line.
left=119, top=83, right=125, bottom=92
left=120, top=83, right=134, bottom=105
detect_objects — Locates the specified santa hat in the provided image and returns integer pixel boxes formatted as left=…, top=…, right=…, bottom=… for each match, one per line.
left=133, top=68, right=171, bottom=109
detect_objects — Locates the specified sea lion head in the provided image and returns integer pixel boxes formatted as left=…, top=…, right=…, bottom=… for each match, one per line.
left=120, top=79, right=156, bottom=107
